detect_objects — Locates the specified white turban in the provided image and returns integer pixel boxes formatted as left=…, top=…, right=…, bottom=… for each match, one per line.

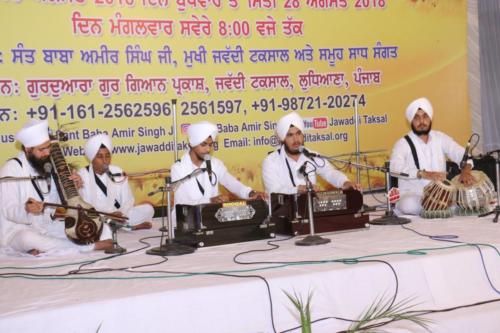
left=85, top=134, right=113, bottom=161
left=276, top=112, right=304, bottom=141
left=16, top=119, right=49, bottom=148
left=405, top=97, right=433, bottom=123
left=187, top=121, right=218, bottom=146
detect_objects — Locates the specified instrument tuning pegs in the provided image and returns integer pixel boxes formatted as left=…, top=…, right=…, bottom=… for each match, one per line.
left=57, top=130, right=69, bottom=142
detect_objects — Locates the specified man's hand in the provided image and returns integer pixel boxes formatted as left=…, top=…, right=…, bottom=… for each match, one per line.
left=342, top=181, right=362, bottom=191
left=248, top=190, right=267, bottom=200
left=419, top=170, right=446, bottom=182
left=297, top=184, right=320, bottom=193
left=458, top=165, right=475, bottom=186
left=210, top=194, right=230, bottom=203
left=25, top=198, right=44, bottom=214
left=69, top=170, right=83, bottom=189
left=52, top=207, right=67, bottom=219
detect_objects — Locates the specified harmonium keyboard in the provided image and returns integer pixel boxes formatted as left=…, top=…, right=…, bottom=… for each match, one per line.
left=175, top=199, right=275, bottom=247
left=270, top=189, right=369, bottom=235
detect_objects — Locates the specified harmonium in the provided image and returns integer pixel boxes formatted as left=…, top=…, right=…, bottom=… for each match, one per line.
left=175, top=199, right=275, bottom=247
left=270, top=189, right=369, bottom=235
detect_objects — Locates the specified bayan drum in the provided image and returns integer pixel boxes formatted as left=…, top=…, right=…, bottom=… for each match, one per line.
left=420, top=180, right=456, bottom=218
left=451, top=170, right=495, bottom=215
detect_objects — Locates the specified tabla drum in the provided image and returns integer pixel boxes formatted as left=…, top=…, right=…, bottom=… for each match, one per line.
left=420, top=180, right=456, bottom=218
left=451, top=170, right=495, bottom=215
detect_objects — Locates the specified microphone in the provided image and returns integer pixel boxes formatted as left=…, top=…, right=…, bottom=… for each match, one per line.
left=43, top=162, right=52, bottom=178
left=298, top=162, right=308, bottom=176
left=43, top=162, right=52, bottom=192
left=105, top=165, right=126, bottom=182
left=299, top=146, right=321, bottom=158
left=204, top=154, right=212, bottom=182
left=104, top=164, right=115, bottom=182
left=107, top=171, right=127, bottom=178
left=460, top=135, right=473, bottom=169
left=148, top=187, right=167, bottom=196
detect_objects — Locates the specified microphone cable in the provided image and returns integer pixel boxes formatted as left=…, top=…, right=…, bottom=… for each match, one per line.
left=401, top=224, right=500, bottom=295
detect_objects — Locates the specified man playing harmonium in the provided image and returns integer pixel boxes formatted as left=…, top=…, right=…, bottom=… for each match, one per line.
left=0, top=120, right=113, bottom=255
left=78, top=134, right=154, bottom=231
left=171, top=121, right=263, bottom=209
left=390, top=97, right=475, bottom=215
left=262, top=112, right=361, bottom=194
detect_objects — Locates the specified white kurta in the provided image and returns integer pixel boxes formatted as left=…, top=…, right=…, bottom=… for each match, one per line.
left=78, top=164, right=154, bottom=227
left=389, top=130, right=467, bottom=215
left=171, top=151, right=252, bottom=206
left=0, top=153, right=109, bottom=254
left=262, top=146, right=349, bottom=194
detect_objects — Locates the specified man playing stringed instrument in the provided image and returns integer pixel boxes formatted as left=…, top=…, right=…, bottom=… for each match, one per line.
left=0, top=120, right=113, bottom=256
left=78, top=134, right=154, bottom=231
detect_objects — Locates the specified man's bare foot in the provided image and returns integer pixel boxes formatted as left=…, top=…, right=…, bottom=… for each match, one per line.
left=27, top=249, right=41, bottom=256
left=93, top=239, right=114, bottom=251
left=132, top=221, right=153, bottom=230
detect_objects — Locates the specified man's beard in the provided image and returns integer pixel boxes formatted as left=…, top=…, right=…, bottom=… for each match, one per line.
left=411, top=122, right=432, bottom=136
left=196, top=152, right=207, bottom=162
left=284, top=142, right=301, bottom=156
left=27, top=152, right=51, bottom=176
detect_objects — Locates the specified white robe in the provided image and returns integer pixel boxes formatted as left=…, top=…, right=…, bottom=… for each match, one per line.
left=78, top=164, right=154, bottom=227
left=0, top=153, right=110, bottom=254
left=389, top=130, right=467, bottom=215
left=171, top=151, right=252, bottom=206
left=262, top=145, right=349, bottom=194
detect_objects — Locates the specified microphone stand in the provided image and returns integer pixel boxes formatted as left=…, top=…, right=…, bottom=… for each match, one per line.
left=369, top=166, right=411, bottom=225
left=147, top=170, right=204, bottom=256
left=295, top=164, right=331, bottom=246
left=353, top=97, right=361, bottom=185
left=479, top=150, right=500, bottom=222
left=323, top=155, right=411, bottom=225
left=0, top=175, right=49, bottom=181
left=172, top=99, right=179, bottom=162
left=101, top=217, right=127, bottom=254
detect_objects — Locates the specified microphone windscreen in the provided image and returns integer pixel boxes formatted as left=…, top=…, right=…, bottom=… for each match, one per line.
left=43, top=162, right=52, bottom=174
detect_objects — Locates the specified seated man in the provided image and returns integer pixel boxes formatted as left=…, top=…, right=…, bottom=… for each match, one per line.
left=78, top=134, right=154, bottom=230
left=390, top=97, right=474, bottom=215
left=171, top=121, right=263, bottom=210
left=0, top=120, right=112, bottom=255
left=262, top=112, right=361, bottom=194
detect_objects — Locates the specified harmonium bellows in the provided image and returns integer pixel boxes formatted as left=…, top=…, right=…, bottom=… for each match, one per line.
left=175, top=199, right=275, bottom=247
left=270, top=189, right=369, bottom=235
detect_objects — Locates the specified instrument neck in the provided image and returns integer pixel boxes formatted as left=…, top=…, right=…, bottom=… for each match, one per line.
left=50, top=141, right=79, bottom=201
